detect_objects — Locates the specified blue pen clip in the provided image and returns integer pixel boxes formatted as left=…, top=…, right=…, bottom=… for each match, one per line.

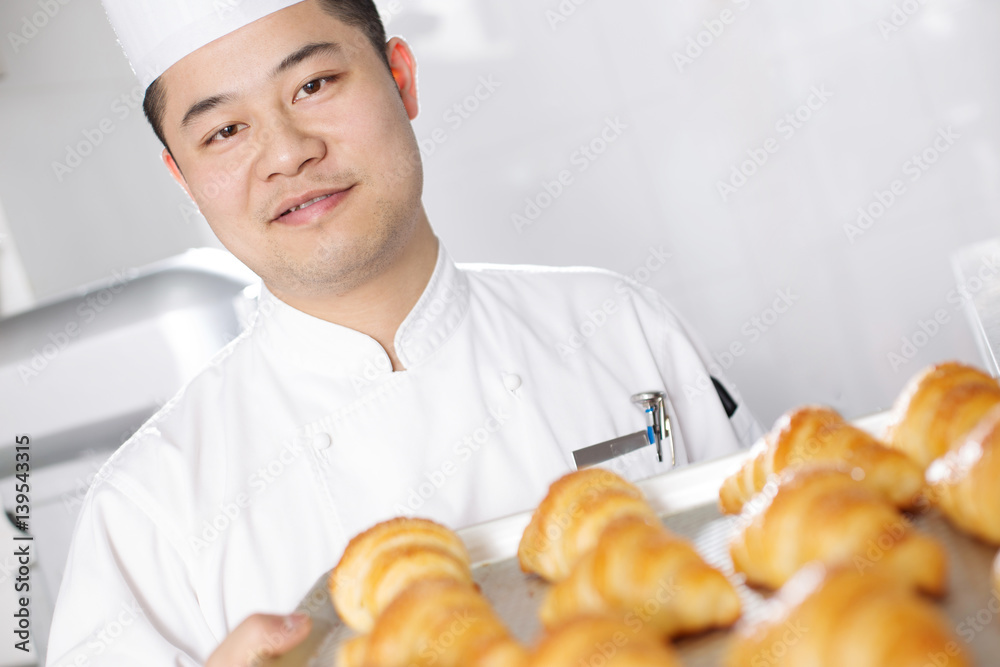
left=644, top=407, right=656, bottom=446
left=631, top=392, right=675, bottom=467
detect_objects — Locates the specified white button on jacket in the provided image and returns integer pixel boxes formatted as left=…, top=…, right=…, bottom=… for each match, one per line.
left=46, top=244, right=761, bottom=666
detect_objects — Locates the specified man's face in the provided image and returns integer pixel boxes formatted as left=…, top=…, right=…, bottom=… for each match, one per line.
left=159, top=0, right=423, bottom=298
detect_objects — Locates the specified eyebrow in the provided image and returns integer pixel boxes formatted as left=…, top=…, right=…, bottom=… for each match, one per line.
left=179, top=41, right=343, bottom=131
left=181, top=93, right=237, bottom=129
left=271, top=41, right=342, bottom=78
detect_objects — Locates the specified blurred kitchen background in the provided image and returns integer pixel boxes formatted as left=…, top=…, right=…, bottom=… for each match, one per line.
left=0, top=0, right=999, bottom=662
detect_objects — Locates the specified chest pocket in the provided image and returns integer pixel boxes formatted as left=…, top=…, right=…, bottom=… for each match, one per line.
left=571, top=390, right=679, bottom=483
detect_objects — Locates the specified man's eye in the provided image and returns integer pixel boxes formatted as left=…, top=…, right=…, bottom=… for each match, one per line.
left=207, top=124, right=247, bottom=144
left=293, top=76, right=335, bottom=102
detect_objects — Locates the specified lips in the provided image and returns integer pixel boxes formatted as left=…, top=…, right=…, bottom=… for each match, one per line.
left=271, top=186, right=354, bottom=225
left=284, top=194, right=331, bottom=215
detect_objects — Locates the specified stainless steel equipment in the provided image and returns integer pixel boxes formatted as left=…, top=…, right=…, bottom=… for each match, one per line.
left=952, top=237, right=1000, bottom=376
left=272, top=422, right=1000, bottom=666
left=571, top=391, right=675, bottom=469
left=0, top=248, right=256, bottom=665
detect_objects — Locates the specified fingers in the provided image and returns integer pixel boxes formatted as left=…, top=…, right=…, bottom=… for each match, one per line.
left=206, top=612, right=311, bottom=667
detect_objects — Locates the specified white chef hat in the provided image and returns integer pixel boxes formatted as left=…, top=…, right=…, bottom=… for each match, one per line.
left=102, top=0, right=306, bottom=89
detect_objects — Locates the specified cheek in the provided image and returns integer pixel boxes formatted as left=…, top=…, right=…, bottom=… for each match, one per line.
left=187, top=152, right=255, bottom=218
left=344, top=82, right=416, bottom=160
left=353, top=90, right=422, bottom=192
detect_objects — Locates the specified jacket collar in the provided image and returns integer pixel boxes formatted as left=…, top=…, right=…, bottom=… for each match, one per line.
left=250, top=242, right=470, bottom=378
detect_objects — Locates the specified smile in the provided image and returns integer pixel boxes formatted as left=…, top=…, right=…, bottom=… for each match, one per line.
left=282, top=194, right=331, bottom=216
left=272, top=186, right=355, bottom=227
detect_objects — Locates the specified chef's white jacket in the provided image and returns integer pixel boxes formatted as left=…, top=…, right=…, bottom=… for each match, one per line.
left=46, top=243, right=760, bottom=666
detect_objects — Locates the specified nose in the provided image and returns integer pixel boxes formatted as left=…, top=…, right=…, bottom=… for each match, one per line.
left=252, top=115, right=326, bottom=180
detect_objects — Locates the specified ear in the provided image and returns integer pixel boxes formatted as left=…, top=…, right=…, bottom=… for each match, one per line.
left=162, top=149, right=195, bottom=201
left=386, top=37, right=418, bottom=120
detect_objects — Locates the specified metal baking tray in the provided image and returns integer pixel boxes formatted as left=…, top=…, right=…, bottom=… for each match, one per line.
left=269, top=421, right=1000, bottom=666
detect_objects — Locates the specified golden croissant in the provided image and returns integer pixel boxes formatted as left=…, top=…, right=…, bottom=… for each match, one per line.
left=528, top=616, right=681, bottom=667
left=993, top=550, right=1000, bottom=594
left=725, top=565, right=969, bottom=667
left=719, top=405, right=924, bottom=514
left=339, top=578, right=527, bottom=667
left=926, top=405, right=1000, bottom=545
left=729, top=466, right=947, bottom=595
left=539, top=514, right=740, bottom=638
left=886, top=361, right=1000, bottom=467
left=330, top=517, right=473, bottom=632
left=518, top=469, right=657, bottom=582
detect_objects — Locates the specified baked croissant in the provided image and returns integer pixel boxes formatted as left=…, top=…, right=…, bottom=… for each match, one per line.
left=519, top=469, right=657, bottom=582
left=719, top=405, right=924, bottom=514
left=926, top=404, right=1000, bottom=544
left=339, top=578, right=528, bottom=667
left=885, top=361, right=1000, bottom=467
left=993, top=550, right=1000, bottom=594
left=539, top=514, right=740, bottom=637
left=528, top=616, right=681, bottom=667
left=729, top=466, right=947, bottom=595
left=725, top=565, right=970, bottom=667
left=330, top=517, right=473, bottom=632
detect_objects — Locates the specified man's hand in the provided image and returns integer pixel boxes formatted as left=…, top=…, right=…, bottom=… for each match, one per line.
left=206, top=613, right=311, bottom=667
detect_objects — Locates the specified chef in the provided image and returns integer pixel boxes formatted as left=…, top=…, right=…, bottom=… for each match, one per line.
left=46, top=1, right=762, bottom=665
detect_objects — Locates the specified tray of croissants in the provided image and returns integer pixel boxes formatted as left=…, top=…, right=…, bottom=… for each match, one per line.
left=266, top=361, right=1000, bottom=666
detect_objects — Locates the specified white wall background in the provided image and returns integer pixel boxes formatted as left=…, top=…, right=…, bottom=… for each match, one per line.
left=1, top=0, right=998, bottom=428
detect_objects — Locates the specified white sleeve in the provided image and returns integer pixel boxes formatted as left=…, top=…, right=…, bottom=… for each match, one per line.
left=661, top=298, right=764, bottom=450
left=634, top=283, right=764, bottom=457
left=46, top=476, right=217, bottom=667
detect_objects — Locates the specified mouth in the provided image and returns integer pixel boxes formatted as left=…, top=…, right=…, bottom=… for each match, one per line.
left=284, top=194, right=331, bottom=215
left=271, top=186, right=355, bottom=225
